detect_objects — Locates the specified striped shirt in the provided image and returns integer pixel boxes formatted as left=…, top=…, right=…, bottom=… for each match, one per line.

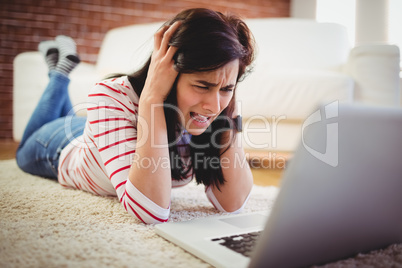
left=58, top=76, right=193, bottom=224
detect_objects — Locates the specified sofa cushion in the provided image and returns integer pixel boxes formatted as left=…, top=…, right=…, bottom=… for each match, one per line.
left=237, top=69, right=354, bottom=120
left=246, top=18, right=351, bottom=72
left=241, top=119, right=302, bottom=152
left=96, top=22, right=161, bottom=77
left=95, top=18, right=351, bottom=77
left=345, top=44, right=401, bottom=106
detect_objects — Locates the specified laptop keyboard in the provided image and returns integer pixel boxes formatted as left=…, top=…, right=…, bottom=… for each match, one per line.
left=210, top=231, right=262, bottom=257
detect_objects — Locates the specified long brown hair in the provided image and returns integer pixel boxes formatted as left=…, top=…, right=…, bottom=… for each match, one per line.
left=127, top=8, right=254, bottom=189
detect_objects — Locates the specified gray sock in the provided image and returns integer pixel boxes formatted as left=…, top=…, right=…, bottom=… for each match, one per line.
left=55, top=35, right=80, bottom=76
left=38, top=40, right=59, bottom=71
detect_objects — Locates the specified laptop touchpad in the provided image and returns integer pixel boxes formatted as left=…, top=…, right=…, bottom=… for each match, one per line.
left=219, top=214, right=267, bottom=229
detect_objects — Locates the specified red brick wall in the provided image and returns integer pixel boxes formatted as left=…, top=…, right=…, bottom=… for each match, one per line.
left=0, top=0, right=290, bottom=140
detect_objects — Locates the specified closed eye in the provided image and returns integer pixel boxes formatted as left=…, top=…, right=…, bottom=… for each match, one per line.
left=221, top=87, right=233, bottom=92
left=194, top=85, right=209, bottom=90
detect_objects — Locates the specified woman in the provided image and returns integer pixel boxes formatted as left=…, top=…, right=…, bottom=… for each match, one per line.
left=16, top=8, right=255, bottom=224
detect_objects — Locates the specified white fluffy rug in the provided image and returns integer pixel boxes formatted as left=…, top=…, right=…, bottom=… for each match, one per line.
left=1, top=159, right=401, bottom=268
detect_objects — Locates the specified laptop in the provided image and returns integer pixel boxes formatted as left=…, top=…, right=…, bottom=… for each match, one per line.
left=155, top=102, right=402, bottom=268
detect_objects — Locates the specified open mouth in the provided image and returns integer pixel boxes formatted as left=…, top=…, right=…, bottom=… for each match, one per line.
left=190, top=112, right=210, bottom=123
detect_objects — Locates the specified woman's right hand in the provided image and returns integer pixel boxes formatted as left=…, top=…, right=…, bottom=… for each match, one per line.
left=141, top=21, right=181, bottom=103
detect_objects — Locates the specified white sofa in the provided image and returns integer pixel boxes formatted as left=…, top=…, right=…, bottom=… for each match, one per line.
left=13, top=18, right=401, bottom=153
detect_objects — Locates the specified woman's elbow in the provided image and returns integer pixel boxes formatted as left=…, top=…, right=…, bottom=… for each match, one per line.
left=221, top=198, right=248, bottom=214
left=127, top=209, right=169, bottom=224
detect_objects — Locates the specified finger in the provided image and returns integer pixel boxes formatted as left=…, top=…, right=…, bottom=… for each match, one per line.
left=165, top=45, right=179, bottom=64
left=154, top=25, right=169, bottom=51
left=160, top=21, right=181, bottom=53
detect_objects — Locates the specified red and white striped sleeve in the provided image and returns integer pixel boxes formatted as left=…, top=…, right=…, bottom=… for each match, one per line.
left=87, top=76, right=169, bottom=224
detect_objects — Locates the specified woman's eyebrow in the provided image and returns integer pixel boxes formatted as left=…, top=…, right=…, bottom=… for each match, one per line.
left=195, top=80, right=235, bottom=89
left=195, top=80, right=218, bottom=87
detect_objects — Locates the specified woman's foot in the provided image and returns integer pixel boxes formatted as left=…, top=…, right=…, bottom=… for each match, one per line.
left=55, top=35, right=80, bottom=77
left=38, top=40, right=59, bottom=71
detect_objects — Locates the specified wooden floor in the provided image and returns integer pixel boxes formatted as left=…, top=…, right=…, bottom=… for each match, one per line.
left=0, top=140, right=287, bottom=187
left=0, top=140, right=19, bottom=160
left=246, top=149, right=289, bottom=187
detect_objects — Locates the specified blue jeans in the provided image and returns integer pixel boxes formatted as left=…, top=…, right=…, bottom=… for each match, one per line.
left=16, top=71, right=86, bottom=179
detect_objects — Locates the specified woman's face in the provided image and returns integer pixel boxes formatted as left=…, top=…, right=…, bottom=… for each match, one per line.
left=176, top=59, right=239, bottom=136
